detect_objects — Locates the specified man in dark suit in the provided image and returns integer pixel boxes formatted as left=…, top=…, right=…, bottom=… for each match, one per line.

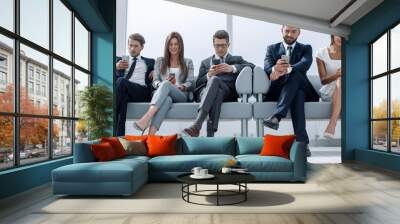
left=263, top=25, right=319, bottom=156
left=115, top=33, right=155, bottom=136
left=183, top=30, right=254, bottom=137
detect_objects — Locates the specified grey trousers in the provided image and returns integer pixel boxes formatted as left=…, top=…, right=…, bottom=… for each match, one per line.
left=150, top=81, right=187, bottom=130
left=199, top=76, right=233, bottom=132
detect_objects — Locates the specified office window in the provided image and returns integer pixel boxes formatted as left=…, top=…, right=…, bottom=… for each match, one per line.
left=20, top=44, right=49, bottom=115
left=232, top=16, right=330, bottom=75
left=53, top=0, right=72, bottom=60
left=0, top=35, right=14, bottom=113
left=53, top=59, right=72, bottom=117
left=75, top=18, right=89, bottom=70
left=20, top=0, right=49, bottom=49
left=74, top=69, right=89, bottom=118
left=390, top=24, right=400, bottom=70
left=370, top=22, right=400, bottom=153
left=19, top=117, right=49, bottom=165
left=0, top=0, right=14, bottom=31
left=0, top=1, right=91, bottom=170
left=53, top=119, right=72, bottom=158
left=127, top=0, right=226, bottom=76
left=0, top=116, right=14, bottom=170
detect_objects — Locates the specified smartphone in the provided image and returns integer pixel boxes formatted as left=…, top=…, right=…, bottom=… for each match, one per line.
left=281, top=55, right=289, bottom=63
left=121, top=55, right=129, bottom=62
left=212, top=59, right=221, bottom=65
left=168, top=73, right=175, bottom=78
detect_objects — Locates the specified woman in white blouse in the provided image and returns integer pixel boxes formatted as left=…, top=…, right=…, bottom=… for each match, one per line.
left=316, top=35, right=342, bottom=139
left=134, top=32, right=194, bottom=135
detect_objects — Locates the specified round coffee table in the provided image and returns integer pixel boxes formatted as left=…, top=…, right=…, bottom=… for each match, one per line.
left=177, top=172, right=255, bottom=206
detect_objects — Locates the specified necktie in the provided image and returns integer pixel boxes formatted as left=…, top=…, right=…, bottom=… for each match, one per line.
left=221, top=56, right=224, bottom=64
left=286, top=46, right=293, bottom=64
left=125, top=57, right=137, bottom=80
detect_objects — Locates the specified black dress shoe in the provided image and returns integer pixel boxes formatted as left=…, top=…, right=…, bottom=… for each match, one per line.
left=207, top=129, right=215, bottom=137
left=306, top=145, right=312, bottom=157
left=263, top=116, right=280, bottom=130
left=182, top=126, right=200, bottom=137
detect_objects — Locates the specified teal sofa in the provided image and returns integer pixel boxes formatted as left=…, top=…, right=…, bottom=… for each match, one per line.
left=52, top=137, right=307, bottom=196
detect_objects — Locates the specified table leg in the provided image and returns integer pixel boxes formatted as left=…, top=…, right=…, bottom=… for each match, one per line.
left=217, top=184, right=219, bottom=206
left=245, top=183, right=247, bottom=201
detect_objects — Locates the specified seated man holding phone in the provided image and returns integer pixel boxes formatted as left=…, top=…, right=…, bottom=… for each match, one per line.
left=183, top=30, right=254, bottom=137
left=115, top=33, right=155, bottom=136
left=263, top=25, right=319, bottom=156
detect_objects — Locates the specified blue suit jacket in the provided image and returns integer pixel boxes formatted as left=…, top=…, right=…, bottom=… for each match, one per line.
left=264, top=42, right=319, bottom=102
left=115, top=56, right=155, bottom=90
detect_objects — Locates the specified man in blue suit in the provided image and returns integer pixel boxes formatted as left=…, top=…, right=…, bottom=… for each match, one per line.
left=263, top=25, right=319, bottom=156
left=115, top=33, right=155, bottom=136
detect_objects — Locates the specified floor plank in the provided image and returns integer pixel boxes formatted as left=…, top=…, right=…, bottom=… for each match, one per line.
left=1, top=162, right=400, bottom=224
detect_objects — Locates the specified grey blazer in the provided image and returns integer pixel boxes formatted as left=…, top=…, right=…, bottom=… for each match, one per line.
left=152, top=57, right=195, bottom=92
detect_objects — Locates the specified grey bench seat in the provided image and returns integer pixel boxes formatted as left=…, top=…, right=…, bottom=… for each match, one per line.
left=126, top=66, right=254, bottom=136
left=252, top=66, right=335, bottom=136
left=126, top=102, right=252, bottom=120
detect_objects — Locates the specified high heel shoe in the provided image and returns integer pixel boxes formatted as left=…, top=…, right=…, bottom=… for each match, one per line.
left=133, top=122, right=148, bottom=135
left=323, top=132, right=335, bottom=139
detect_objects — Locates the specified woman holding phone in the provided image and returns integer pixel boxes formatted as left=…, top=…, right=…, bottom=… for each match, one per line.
left=133, top=32, right=194, bottom=135
left=316, top=35, right=342, bottom=139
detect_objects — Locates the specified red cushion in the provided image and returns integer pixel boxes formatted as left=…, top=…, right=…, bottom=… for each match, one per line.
left=259, top=134, right=296, bottom=159
left=146, top=134, right=177, bottom=157
left=91, top=142, right=118, bottom=162
left=101, top=137, right=126, bottom=158
left=124, top=135, right=148, bottom=142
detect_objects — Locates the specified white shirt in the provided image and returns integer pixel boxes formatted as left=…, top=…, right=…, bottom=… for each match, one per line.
left=168, top=67, right=183, bottom=85
left=316, top=47, right=341, bottom=98
left=207, top=52, right=237, bottom=79
left=272, top=42, right=296, bottom=75
left=124, top=55, right=147, bottom=86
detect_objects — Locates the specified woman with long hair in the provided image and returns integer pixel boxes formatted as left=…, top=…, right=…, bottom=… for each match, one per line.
left=133, top=32, right=194, bottom=135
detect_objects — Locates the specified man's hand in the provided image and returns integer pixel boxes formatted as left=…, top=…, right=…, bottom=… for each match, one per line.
left=208, top=64, right=233, bottom=77
left=116, top=60, right=129, bottom=70
left=269, top=70, right=286, bottom=81
left=274, top=59, right=290, bottom=73
left=216, top=63, right=234, bottom=73
left=208, top=66, right=219, bottom=77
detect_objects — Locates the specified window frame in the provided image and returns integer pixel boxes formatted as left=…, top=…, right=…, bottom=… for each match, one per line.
left=370, top=19, right=400, bottom=154
left=0, top=0, right=91, bottom=171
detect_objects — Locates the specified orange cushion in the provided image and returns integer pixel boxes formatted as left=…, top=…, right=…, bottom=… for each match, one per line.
left=259, top=134, right=296, bottom=159
left=146, top=134, right=177, bottom=157
left=91, top=142, right=118, bottom=162
left=124, top=135, right=148, bottom=142
left=101, top=137, right=126, bottom=158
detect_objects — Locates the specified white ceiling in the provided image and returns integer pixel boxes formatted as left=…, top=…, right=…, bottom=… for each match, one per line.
left=166, top=0, right=384, bottom=37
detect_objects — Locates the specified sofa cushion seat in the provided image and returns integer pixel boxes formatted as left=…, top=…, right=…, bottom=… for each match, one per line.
left=148, top=154, right=235, bottom=172
left=53, top=158, right=147, bottom=183
left=236, top=155, right=293, bottom=172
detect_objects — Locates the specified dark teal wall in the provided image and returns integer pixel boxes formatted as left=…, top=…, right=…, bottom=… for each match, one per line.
left=344, top=0, right=400, bottom=171
left=0, top=158, right=72, bottom=199
left=0, top=0, right=116, bottom=200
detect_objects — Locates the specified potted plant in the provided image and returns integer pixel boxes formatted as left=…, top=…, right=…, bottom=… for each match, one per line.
left=79, top=84, right=113, bottom=140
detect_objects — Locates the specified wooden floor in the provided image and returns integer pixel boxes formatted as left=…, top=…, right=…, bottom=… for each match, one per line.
left=1, top=162, right=400, bottom=224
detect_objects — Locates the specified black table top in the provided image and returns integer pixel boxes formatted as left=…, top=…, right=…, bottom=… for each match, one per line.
left=177, top=172, right=255, bottom=185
